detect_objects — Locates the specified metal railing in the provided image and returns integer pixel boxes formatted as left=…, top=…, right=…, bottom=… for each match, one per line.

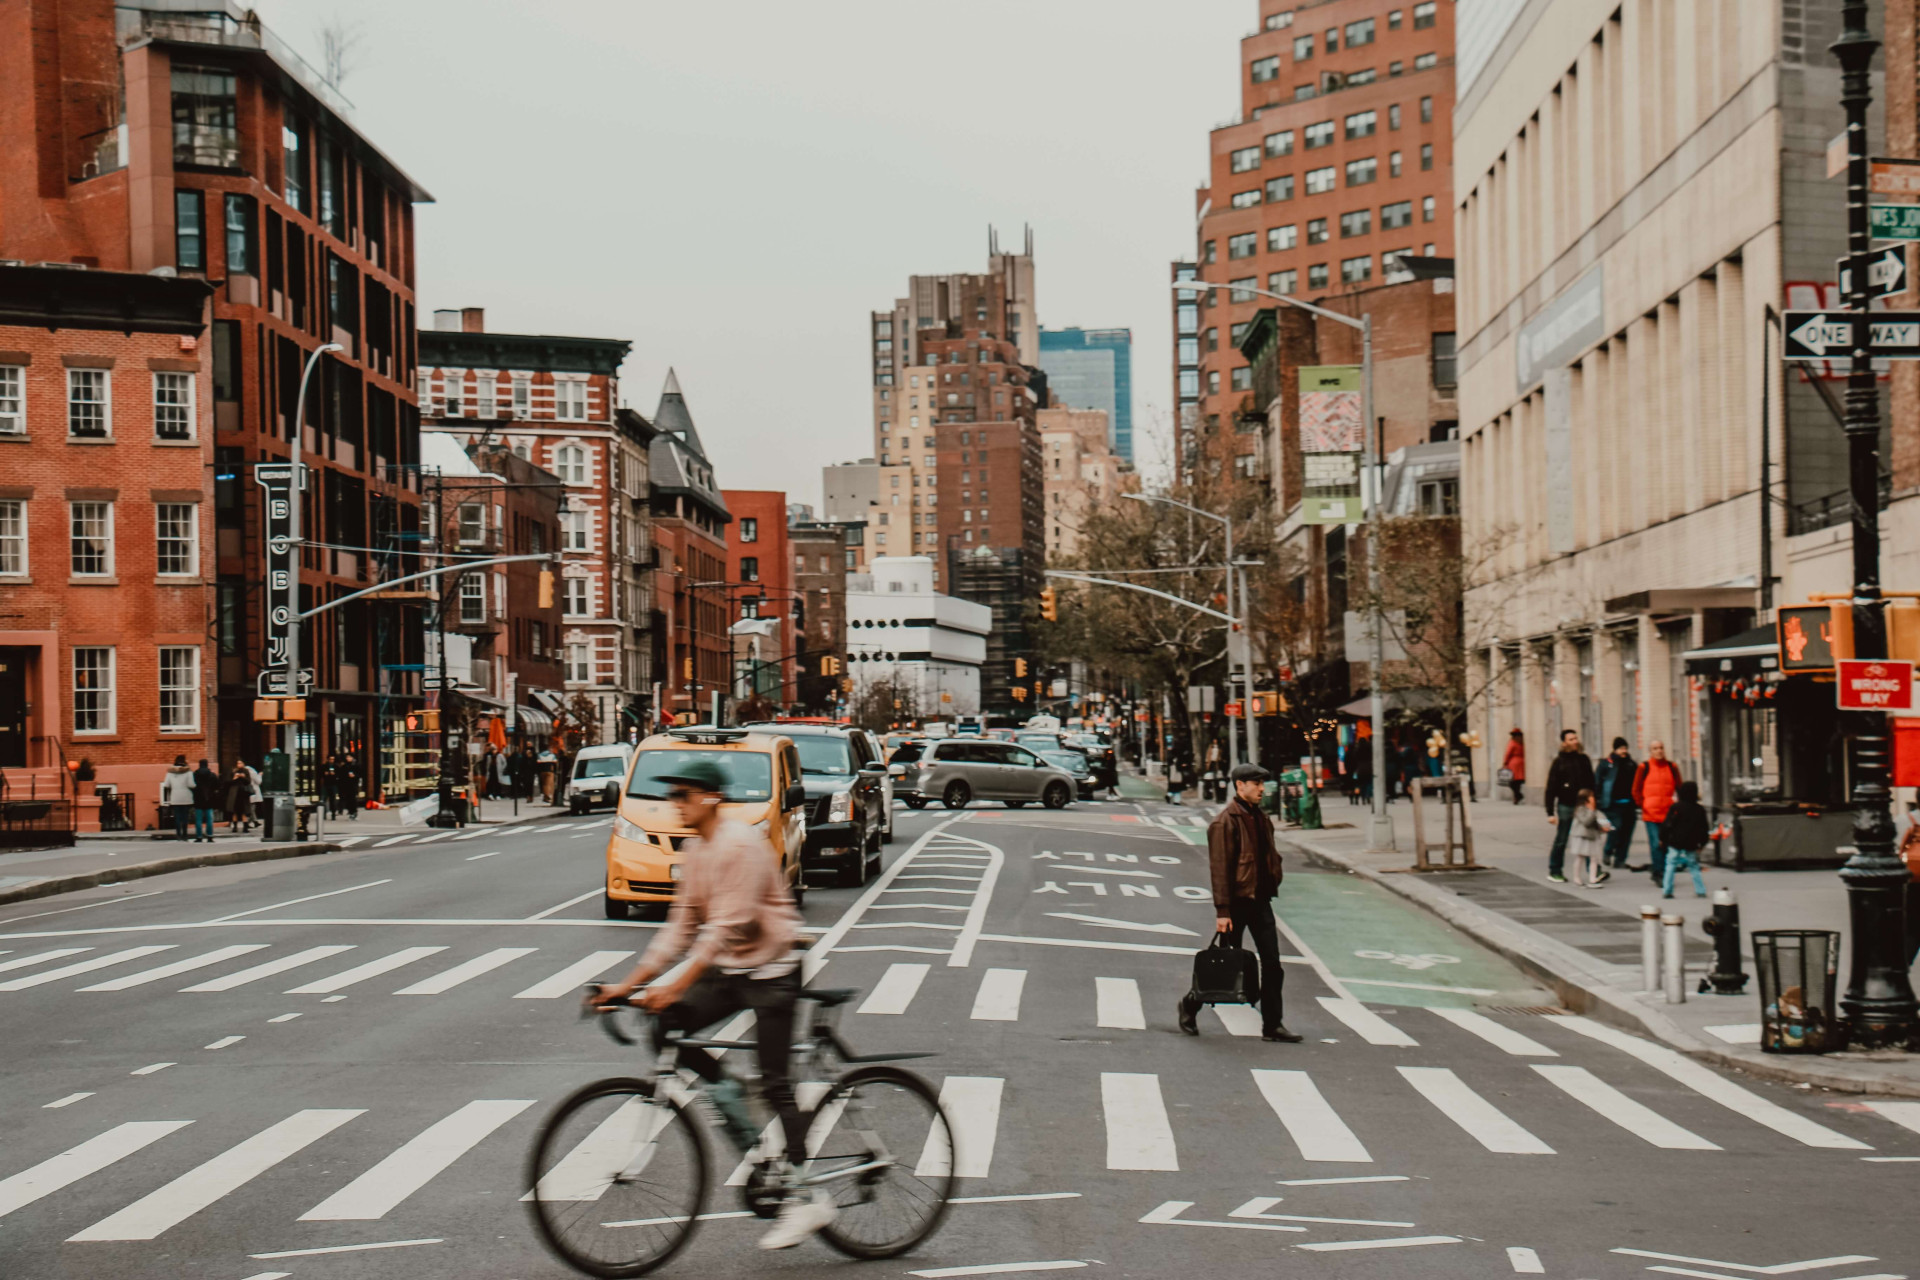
left=1788, top=471, right=1892, bottom=535
left=0, top=773, right=76, bottom=849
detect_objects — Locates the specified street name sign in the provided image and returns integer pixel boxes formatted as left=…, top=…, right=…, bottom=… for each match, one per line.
left=1870, top=155, right=1920, bottom=198
left=1835, top=659, right=1915, bottom=711
left=1782, top=310, right=1920, bottom=360
left=1870, top=203, right=1920, bottom=240
left=1837, top=246, right=1908, bottom=299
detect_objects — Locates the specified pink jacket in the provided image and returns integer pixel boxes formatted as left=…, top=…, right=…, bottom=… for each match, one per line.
left=641, top=819, right=800, bottom=974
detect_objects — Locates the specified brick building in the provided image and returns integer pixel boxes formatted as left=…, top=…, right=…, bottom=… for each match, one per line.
left=722, top=489, right=796, bottom=709
left=648, top=372, right=732, bottom=725
left=0, top=265, right=214, bottom=816
left=1175, top=0, right=1455, bottom=482
left=2, top=0, right=434, bottom=802
left=418, top=312, right=650, bottom=744
left=1037, top=406, right=1132, bottom=560
left=788, top=508, right=850, bottom=715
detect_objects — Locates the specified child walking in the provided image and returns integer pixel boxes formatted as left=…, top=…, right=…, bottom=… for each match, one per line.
left=1566, top=788, right=1613, bottom=887
left=1659, top=780, right=1711, bottom=898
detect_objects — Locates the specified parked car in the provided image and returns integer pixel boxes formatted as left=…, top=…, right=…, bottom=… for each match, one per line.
left=565, top=743, right=633, bottom=814
left=1041, top=749, right=1100, bottom=800
left=746, top=722, right=888, bottom=886
left=893, top=738, right=1077, bottom=810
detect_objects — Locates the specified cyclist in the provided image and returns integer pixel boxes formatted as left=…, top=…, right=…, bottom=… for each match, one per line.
left=588, top=757, right=835, bottom=1251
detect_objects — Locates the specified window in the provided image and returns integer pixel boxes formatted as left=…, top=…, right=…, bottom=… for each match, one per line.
left=556, top=380, right=588, bottom=420
left=1268, top=224, right=1298, bottom=251
left=740, top=556, right=760, bottom=583
left=1345, top=110, right=1376, bottom=139
left=1413, top=1, right=1436, bottom=28
left=1178, top=370, right=1200, bottom=398
left=1268, top=268, right=1298, bottom=295
left=566, top=643, right=591, bottom=683
left=73, top=647, right=114, bottom=733
left=1231, top=366, right=1252, bottom=392
left=0, top=366, right=23, bottom=434
left=1341, top=255, right=1373, bottom=284
left=174, top=189, right=205, bottom=271
left=1228, top=277, right=1257, bottom=302
left=1340, top=209, right=1372, bottom=238
left=1345, top=67, right=1377, bottom=87
left=1266, top=10, right=1293, bottom=28
left=512, top=376, right=530, bottom=416
left=1384, top=250, right=1416, bottom=282
left=1432, top=332, right=1458, bottom=388
left=1250, top=56, right=1280, bottom=83
left=1306, top=217, right=1329, bottom=244
left=1421, top=143, right=1434, bottom=170
left=1265, top=129, right=1294, bottom=157
left=1345, top=17, right=1375, bottom=46
left=1305, top=166, right=1336, bottom=194
left=1294, top=84, right=1316, bottom=101
left=1419, top=478, right=1460, bottom=516
left=1345, top=157, right=1377, bottom=186
left=0, top=500, right=23, bottom=574
left=223, top=193, right=256, bottom=275
left=554, top=444, right=587, bottom=484
left=1203, top=239, right=1217, bottom=264
left=1324, top=28, right=1339, bottom=52
left=171, top=66, right=237, bottom=167
left=1389, top=8, right=1404, bottom=29
left=1304, top=120, right=1335, bottom=150
left=1389, top=150, right=1403, bottom=178
left=1228, top=231, right=1258, bottom=259
left=1230, top=189, right=1262, bottom=209
left=1420, top=95, right=1433, bottom=123
left=471, top=375, right=497, bottom=418
left=1176, top=303, right=1198, bottom=335
left=282, top=118, right=306, bottom=212
left=68, top=370, right=109, bottom=438
left=1229, top=145, right=1261, bottom=173
left=155, top=503, right=196, bottom=575
left=456, top=502, right=485, bottom=546
left=739, top=516, right=758, bottom=543
left=1308, top=263, right=1330, bottom=289
left=459, top=573, right=486, bottom=623
left=1414, top=52, right=1437, bottom=71
left=1265, top=174, right=1295, bottom=202
left=1293, top=34, right=1314, bottom=60
left=1231, top=320, right=1250, bottom=347
left=564, top=576, right=589, bottom=616
left=1382, top=200, right=1414, bottom=229
left=153, top=371, right=194, bottom=439
left=1207, top=371, right=1220, bottom=394
left=1423, top=194, right=1437, bottom=222
left=1390, top=60, right=1404, bottom=76
left=1389, top=104, right=1403, bottom=131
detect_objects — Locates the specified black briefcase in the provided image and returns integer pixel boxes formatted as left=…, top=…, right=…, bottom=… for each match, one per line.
left=1189, top=932, right=1259, bottom=1005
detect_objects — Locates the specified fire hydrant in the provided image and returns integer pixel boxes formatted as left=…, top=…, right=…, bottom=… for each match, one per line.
left=1699, top=886, right=1749, bottom=995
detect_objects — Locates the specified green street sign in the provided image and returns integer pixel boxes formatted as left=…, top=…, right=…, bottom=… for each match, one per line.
left=1301, top=495, right=1363, bottom=525
left=1869, top=203, right=1920, bottom=240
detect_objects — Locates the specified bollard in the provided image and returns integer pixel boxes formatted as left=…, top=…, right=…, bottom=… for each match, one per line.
left=1641, top=905, right=1662, bottom=992
left=1661, top=913, right=1686, bottom=1004
left=1699, top=886, right=1750, bottom=995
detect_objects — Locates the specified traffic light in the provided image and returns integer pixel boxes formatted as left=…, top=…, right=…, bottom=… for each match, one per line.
left=1011, top=686, right=1028, bottom=702
left=252, top=698, right=306, bottom=722
left=1014, top=657, right=1028, bottom=678
left=537, top=568, right=554, bottom=610
left=683, top=655, right=694, bottom=681
left=1039, top=586, right=1058, bottom=622
left=820, top=655, right=841, bottom=676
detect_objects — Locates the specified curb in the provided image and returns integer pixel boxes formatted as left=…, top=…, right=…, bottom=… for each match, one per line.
left=0, top=841, right=342, bottom=907
left=1277, top=831, right=1920, bottom=1100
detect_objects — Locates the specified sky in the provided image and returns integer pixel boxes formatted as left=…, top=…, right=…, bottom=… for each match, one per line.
left=251, top=1, right=1251, bottom=497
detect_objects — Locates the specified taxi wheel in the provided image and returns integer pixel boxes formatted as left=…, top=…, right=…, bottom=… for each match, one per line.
left=792, top=879, right=806, bottom=910
left=603, top=894, right=628, bottom=920
left=905, top=797, right=929, bottom=810
left=633, top=901, right=669, bottom=923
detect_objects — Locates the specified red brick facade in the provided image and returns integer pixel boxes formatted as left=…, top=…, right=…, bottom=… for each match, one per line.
left=722, top=489, right=797, bottom=707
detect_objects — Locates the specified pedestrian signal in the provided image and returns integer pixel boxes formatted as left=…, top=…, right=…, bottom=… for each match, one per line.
left=1011, top=686, right=1028, bottom=702
left=1014, top=658, right=1028, bottom=678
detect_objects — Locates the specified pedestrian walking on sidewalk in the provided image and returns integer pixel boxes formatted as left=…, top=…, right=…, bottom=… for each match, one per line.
left=1595, top=738, right=1639, bottom=868
left=1633, top=742, right=1683, bottom=885
left=162, top=755, right=196, bottom=841
left=1658, top=780, right=1711, bottom=898
left=191, top=758, right=221, bottom=842
left=223, top=759, right=258, bottom=833
left=1566, top=788, right=1613, bottom=887
left=1543, top=729, right=1595, bottom=884
left=1501, top=728, right=1527, bottom=804
left=1179, top=763, right=1301, bottom=1043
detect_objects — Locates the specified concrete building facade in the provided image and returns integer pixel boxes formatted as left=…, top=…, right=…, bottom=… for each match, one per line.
left=845, top=556, right=990, bottom=719
left=1037, top=406, right=1131, bottom=560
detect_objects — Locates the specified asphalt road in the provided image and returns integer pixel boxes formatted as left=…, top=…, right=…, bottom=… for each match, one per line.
left=0, top=797, right=1915, bottom=1280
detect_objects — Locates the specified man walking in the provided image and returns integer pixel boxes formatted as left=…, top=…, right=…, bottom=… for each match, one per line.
left=1543, top=729, right=1595, bottom=884
left=1633, top=741, right=1683, bottom=886
left=1180, top=763, right=1301, bottom=1043
left=1595, top=737, right=1638, bottom=870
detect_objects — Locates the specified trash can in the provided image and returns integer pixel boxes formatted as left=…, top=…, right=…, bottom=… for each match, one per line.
left=264, top=795, right=297, bottom=842
left=1751, top=929, right=1845, bottom=1054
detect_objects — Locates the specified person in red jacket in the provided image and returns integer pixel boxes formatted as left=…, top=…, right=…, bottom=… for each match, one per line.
left=1632, top=740, right=1683, bottom=885
left=1501, top=728, right=1527, bottom=804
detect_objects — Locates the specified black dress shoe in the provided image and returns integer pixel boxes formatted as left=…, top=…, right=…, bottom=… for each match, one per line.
left=1176, top=995, right=1200, bottom=1036
left=1262, top=1025, right=1304, bottom=1043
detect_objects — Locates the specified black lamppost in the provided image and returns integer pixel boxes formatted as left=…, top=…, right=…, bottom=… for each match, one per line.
left=1832, top=3, right=1918, bottom=1048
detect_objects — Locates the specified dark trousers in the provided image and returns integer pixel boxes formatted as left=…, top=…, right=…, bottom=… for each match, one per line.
left=1220, top=897, right=1285, bottom=1031
left=1548, top=803, right=1575, bottom=875
left=651, top=969, right=806, bottom=1166
left=170, top=805, right=190, bottom=840
left=1644, top=819, right=1668, bottom=882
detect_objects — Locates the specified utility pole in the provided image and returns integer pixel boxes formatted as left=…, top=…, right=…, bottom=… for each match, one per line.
left=1832, top=2, right=1917, bottom=1047
left=1362, top=314, right=1392, bottom=852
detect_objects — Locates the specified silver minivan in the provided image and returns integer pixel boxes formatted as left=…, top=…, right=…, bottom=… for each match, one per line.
left=894, top=738, right=1077, bottom=810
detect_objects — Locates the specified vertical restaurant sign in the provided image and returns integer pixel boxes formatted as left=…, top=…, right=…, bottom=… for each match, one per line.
left=1299, top=365, right=1363, bottom=524
left=255, top=462, right=311, bottom=697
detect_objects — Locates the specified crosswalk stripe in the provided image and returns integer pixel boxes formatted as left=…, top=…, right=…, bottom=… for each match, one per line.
left=0, top=946, right=175, bottom=992
left=329, top=835, right=368, bottom=847
left=857, top=963, right=930, bottom=1015
left=372, top=835, right=413, bottom=847
left=513, top=951, right=636, bottom=999
left=1210, top=1005, right=1263, bottom=1036
left=1865, top=1101, right=1920, bottom=1135
left=0, top=1121, right=192, bottom=1219
left=1398, top=1067, right=1554, bottom=1155
left=1095, top=977, right=1145, bottom=1030
left=1530, top=1066, right=1719, bottom=1150
left=1101, top=1073, right=1178, bottom=1170
left=1316, top=997, right=1419, bottom=1047
left=299, top=1100, right=534, bottom=1221
left=1252, top=1070, right=1373, bottom=1162
left=1428, top=1007, right=1557, bottom=1057
left=1548, top=1016, right=1870, bottom=1150
left=286, top=947, right=446, bottom=995
left=182, top=946, right=356, bottom=992
left=79, top=945, right=270, bottom=992
left=411, top=831, right=456, bottom=845
left=916, top=1077, right=1003, bottom=1178
left=970, top=968, right=1026, bottom=1021
left=0, top=947, right=93, bottom=975
left=69, top=1109, right=363, bottom=1241
left=393, top=948, right=537, bottom=996
left=527, top=1095, right=662, bottom=1202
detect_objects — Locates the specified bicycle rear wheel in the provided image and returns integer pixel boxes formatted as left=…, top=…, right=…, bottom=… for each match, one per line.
left=525, top=1077, right=708, bottom=1278
left=805, top=1066, right=954, bottom=1260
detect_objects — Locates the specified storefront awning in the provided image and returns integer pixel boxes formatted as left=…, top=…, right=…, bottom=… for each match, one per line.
left=529, top=688, right=566, bottom=716
left=1682, top=625, right=1779, bottom=676
left=516, top=704, right=554, bottom=738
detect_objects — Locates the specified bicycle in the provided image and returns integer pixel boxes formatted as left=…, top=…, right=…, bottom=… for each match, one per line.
left=525, top=982, right=957, bottom=1277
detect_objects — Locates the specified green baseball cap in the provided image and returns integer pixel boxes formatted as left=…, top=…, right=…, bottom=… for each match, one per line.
left=657, top=758, right=728, bottom=794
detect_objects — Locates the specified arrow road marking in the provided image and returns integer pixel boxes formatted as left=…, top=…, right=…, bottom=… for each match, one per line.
left=1046, top=912, right=1198, bottom=936
left=1611, top=1249, right=1879, bottom=1274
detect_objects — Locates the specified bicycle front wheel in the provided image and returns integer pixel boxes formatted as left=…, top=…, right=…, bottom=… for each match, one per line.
left=806, top=1066, right=955, bottom=1260
left=525, top=1077, right=708, bottom=1278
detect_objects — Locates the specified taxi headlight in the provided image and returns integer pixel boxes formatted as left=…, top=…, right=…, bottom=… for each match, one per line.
left=827, top=790, right=852, bottom=823
left=613, top=814, right=647, bottom=843
left=668, top=861, right=683, bottom=881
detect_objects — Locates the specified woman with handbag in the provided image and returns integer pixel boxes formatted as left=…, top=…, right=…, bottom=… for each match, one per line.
left=1500, top=728, right=1527, bottom=804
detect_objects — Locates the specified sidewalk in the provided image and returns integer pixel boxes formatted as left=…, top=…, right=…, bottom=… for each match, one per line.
left=1274, top=786, right=1920, bottom=1097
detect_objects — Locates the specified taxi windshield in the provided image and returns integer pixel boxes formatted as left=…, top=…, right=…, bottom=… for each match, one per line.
left=792, top=736, right=854, bottom=776
left=627, top=750, right=775, bottom=802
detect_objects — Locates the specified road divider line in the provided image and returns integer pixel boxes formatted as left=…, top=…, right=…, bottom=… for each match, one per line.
left=203, top=1036, right=245, bottom=1050
left=0, top=1121, right=192, bottom=1219
left=1531, top=1065, right=1720, bottom=1150
left=0, top=891, right=163, bottom=927
left=525, top=890, right=603, bottom=921
left=1102, top=1073, right=1178, bottom=1170
left=1398, top=1067, right=1553, bottom=1155
left=130, top=1062, right=175, bottom=1075
left=1507, top=1245, right=1546, bottom=1273
left=909, top=1263, right=1087, bottom=1277
left=250, top=1238, right=442, bottom=1259
left=300, top=1099, right=534, bottom=1220
left=183, top=945, right=355, bottom=992
left=1297, top=1235, right=1461, bottom=1252
left=207, top=880, right=391, bottom=924
left=1252, top=1069, right=1373, bottom=1163
left=44, top=1092, right=94, bottom=1108
left=950, top=1191, right=1081, bottom=1204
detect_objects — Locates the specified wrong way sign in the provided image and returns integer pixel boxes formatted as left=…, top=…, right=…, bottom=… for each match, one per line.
left=1783, top=310, right=1920, bottom=359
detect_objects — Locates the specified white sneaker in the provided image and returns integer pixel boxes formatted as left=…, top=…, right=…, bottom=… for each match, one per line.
left=759, top=1188, right=837, bottom=1250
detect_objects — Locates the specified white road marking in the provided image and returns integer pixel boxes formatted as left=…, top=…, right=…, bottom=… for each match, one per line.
left=1532, top=1065, right=1720, bottom=1149
left=372, top=836, right=413, bottom=847
left=1298, top=1235, right=1462, bottom=1251
left=0, top=945, right=174, bottom=991
left=393, top=947, right=537, bottom=995
left=1429, top=1007, right=1557, bottom=1056
left=0, top=947, right=93, bottom=974
left=909, top=1264, right=1087, bottom=1277
left=1277, top=1174, right=1409, bottom=1185
left=1210, top=1004, right=1263, bottom=1036
left=287, top=947, right=446, bottom=994
left=1611, top=1247, right=1879, bottom=1274
left=916, top=1077, right=1003, bottom=1178
left=208, top=879, right=391, bottom=923
left=1252, top=1069, right=1373, bottom=1162
left=250, top=1238, right=442, bottom=1258
left=79, top=944, right=269, bottom=991
left=976, top=932, right=1195, bottom=957
left=130, top=1062, right=175, bottom=1076
left=1508, top=1245, right=1546, bottom=1273
left=946, top=834, right=1005, bottom=967
left=832, top=945, right=952, bottom=954
left=241, top=1272, right=292, bottom=1279
left=527, top=1095, right=662, bottom=1201
left=1095, top=976, right=1146, bottom=1029
left=203, top=1036, right=245, bottom=1050
left=803, top=817, right=963, bottom=979
left=970, top=968, right=1026, bottom=1020
left=1137, top=1200, right=1305, bottom=1232
left=330, top=835, right=368, bottom=847
left=857, top=963, right=930, bottom=1015
left=525, top=889, right=602, bottom=921
left=1047, top=912, right=1197, bottom=936
left=950, top=1192, right=1082, bottom=1204
left=183, top=945, right=355, bottom=991
left=724, top=1082, right=834, bottom=1185
left=69, top=1109, right=363, bottom=1240
left=1550, top=1016, right=1871, bottom=1150
left=1271, top=913, right=1356, bottom=1001
left=1864, top=1101, right=1920, bottom=1135
left=852, top=921, right=962, bottom=931
left=1316, top=997, right=1419, bottom=1047
left=268, top=1013, right=301, bottom=1023
left=0, top=1121, right=191, bottom=1219
left=1340, top=976, right=1498, bottom=995
left=1101, top=1073, right=1178, bottom=1170
left=44, top=1092, right=94, bottom=1108
left=1227, top=1196, right=1413, bottom=1227
left=1398, top=1067, right=1553, bottom=1154
left=411, top=831, right=456, bottom=845
left=515, top=950, right=636, bottom=999
left=0, top=891, right=162, bottom=926
left=465, top=850, right=506, bottom=861
left=300, top=1099, right=534, bottom=1220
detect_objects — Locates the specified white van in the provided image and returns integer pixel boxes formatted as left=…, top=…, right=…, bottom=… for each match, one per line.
left=565, top=743, right=633, bottom=814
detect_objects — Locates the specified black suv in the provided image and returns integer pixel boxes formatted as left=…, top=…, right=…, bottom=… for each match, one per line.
left=748, top=724, right=888, bottom=887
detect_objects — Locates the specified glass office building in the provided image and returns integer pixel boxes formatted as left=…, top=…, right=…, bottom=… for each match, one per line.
left=1037, top=326, right=1134, bottom=461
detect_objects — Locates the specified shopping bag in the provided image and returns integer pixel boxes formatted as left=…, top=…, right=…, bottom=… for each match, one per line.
left=1189, top=932, right=1259, bottom=1005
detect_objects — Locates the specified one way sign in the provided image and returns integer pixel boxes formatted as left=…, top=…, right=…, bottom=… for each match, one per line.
left=1837, top=246, right=1910, bottom=299
left=1783, top=310, right=1920, bottom=359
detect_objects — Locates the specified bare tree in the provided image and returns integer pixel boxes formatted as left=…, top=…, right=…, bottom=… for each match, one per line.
left=316, top=17, right=365, bottom=87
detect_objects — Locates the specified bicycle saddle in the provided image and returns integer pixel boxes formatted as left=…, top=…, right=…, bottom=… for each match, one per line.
left=805, top=987, right=858, bottom=1007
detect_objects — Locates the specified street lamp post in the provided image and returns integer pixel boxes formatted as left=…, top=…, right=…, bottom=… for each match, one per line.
left=1124, top=492, right=1244, bottom=775
left=1171, top=280, right=1392, bottom=849
left=283, top=342, right=341, bottom=811
left=1832, top=4, right=1918, bottom=1048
